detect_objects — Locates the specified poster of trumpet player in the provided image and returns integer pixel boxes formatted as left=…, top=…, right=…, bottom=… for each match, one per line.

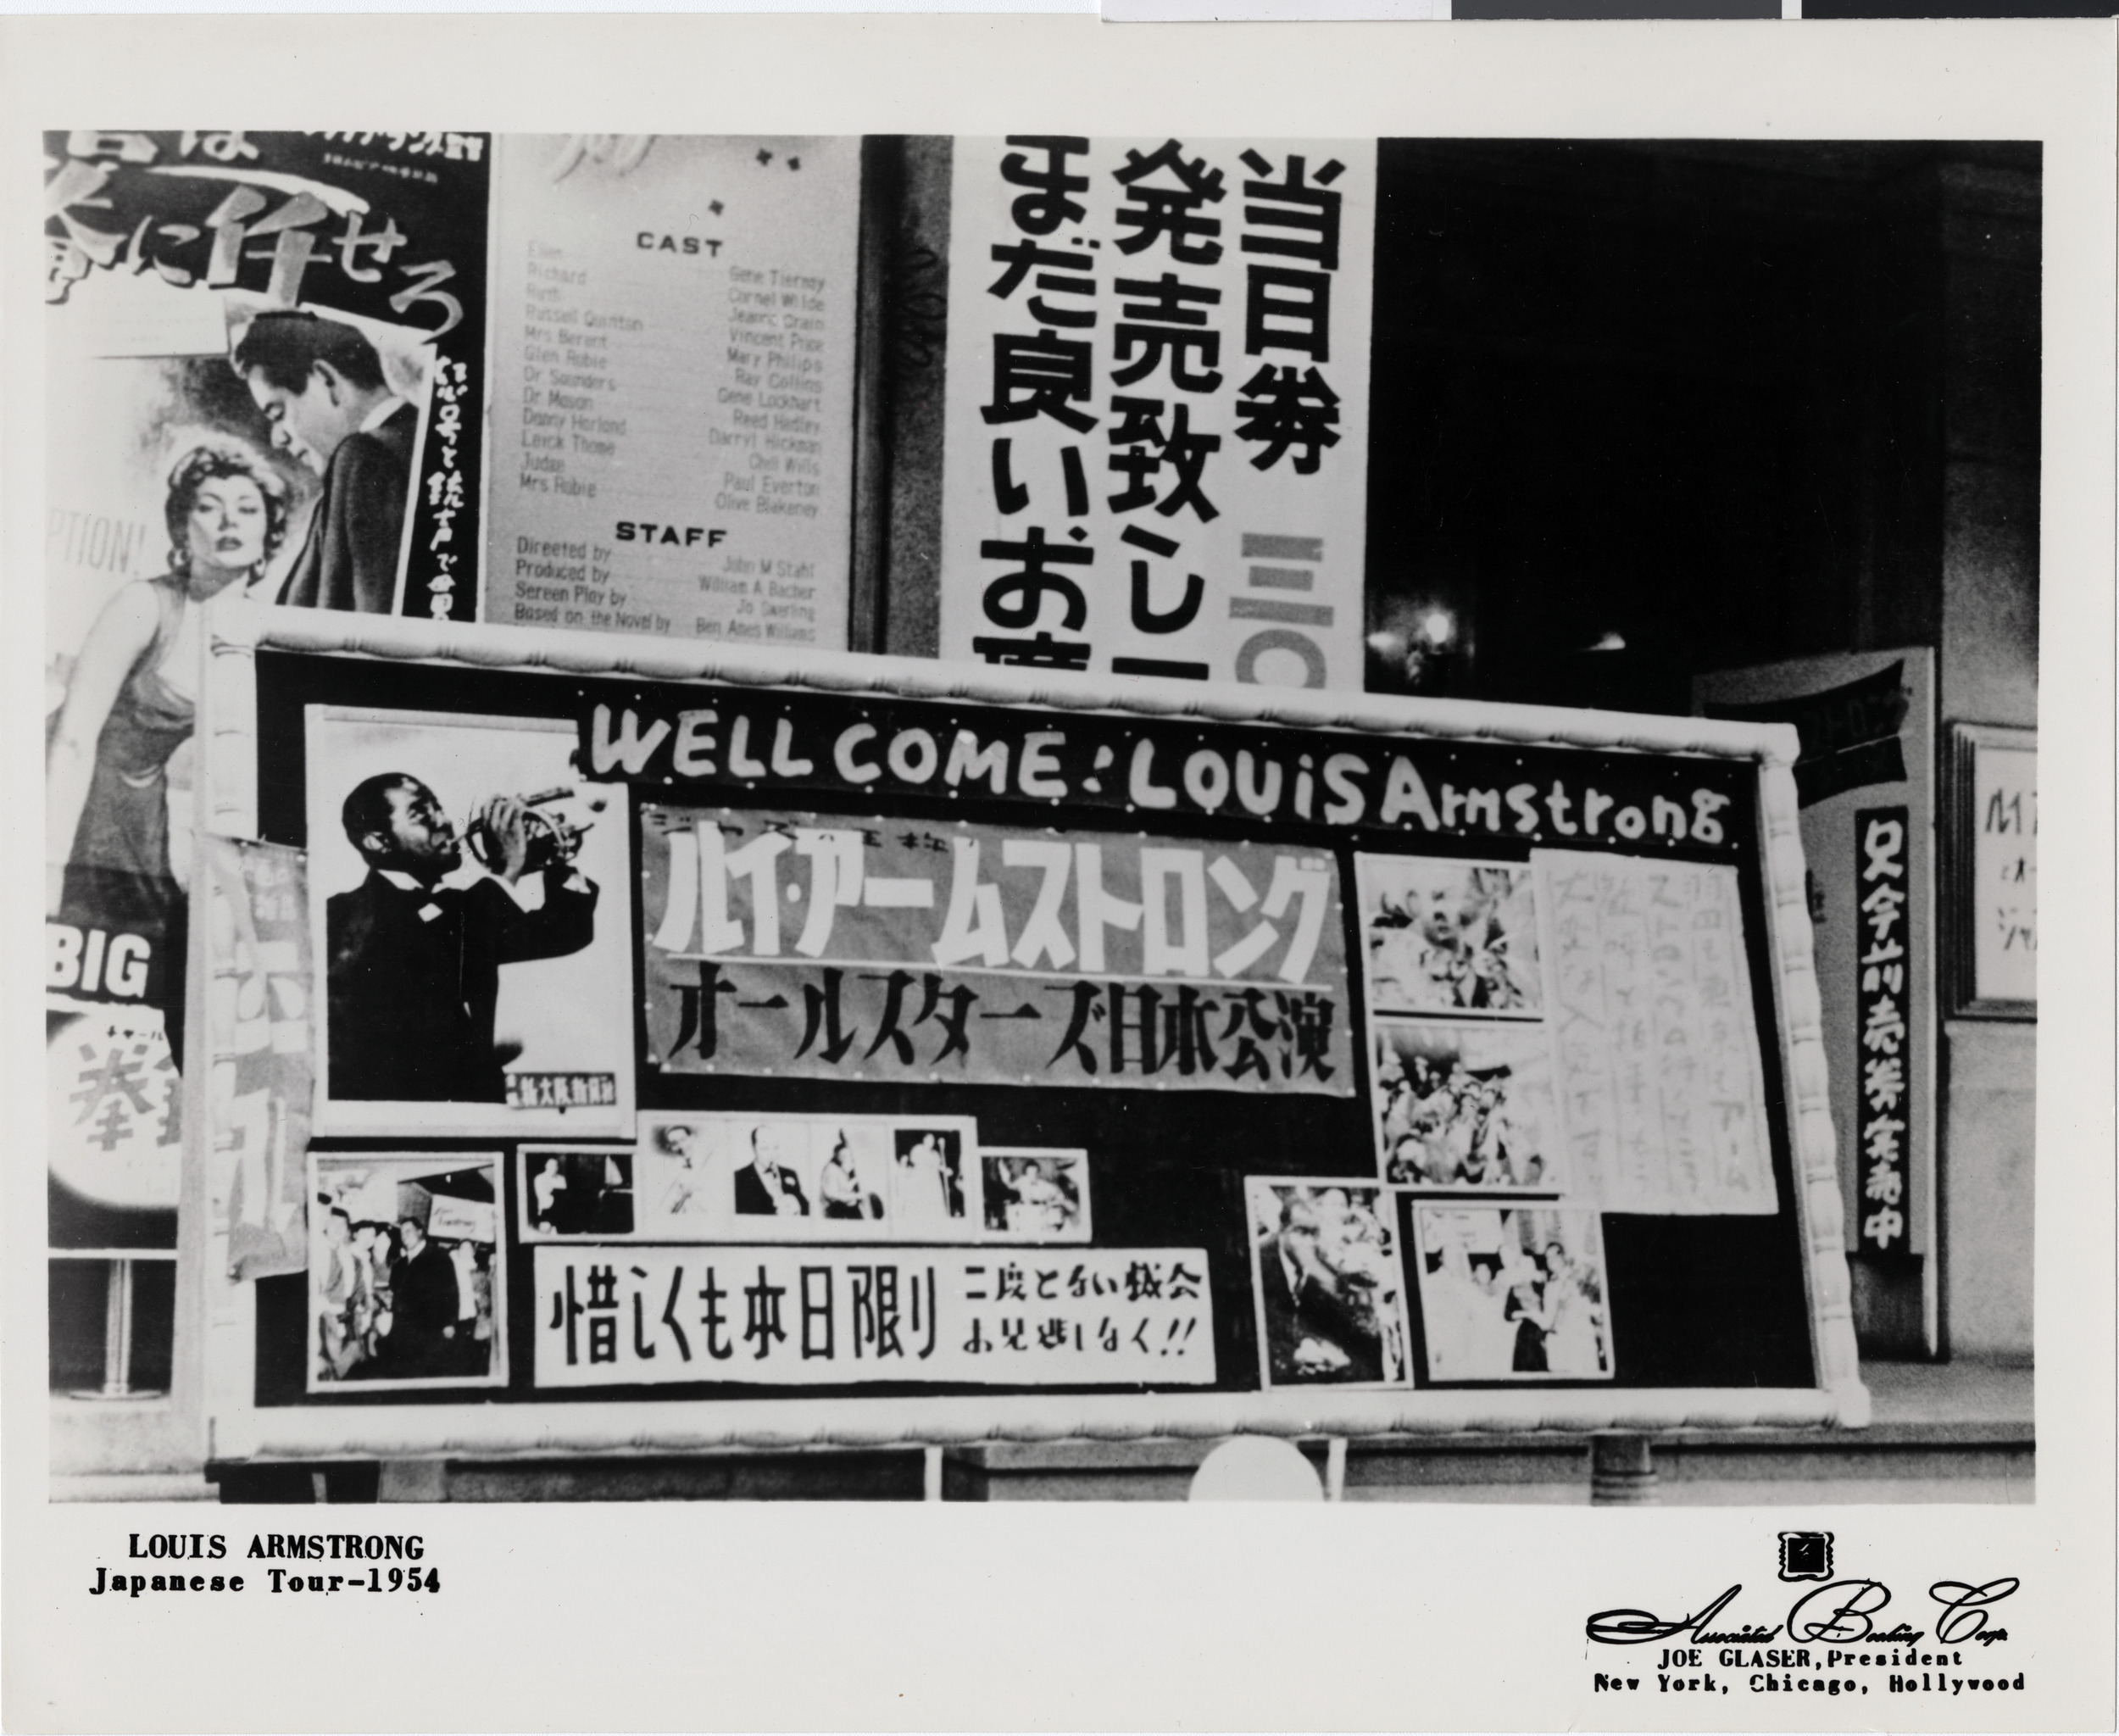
left=307, top=1151, right=507, bottom=1393
left=1245, top=1179, right=1410, bottom=1388
left=303, top=706, right=634, bottom=1138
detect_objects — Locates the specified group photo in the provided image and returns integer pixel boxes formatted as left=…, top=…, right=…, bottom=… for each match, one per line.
left=1355, top=855, right=1543, bottom=1018
left=1410, top=1205, right=1612, bottom=1383
left=980, top=1150, right=1091, bottom=1242
left=1372, top=1019, right=1560, bottom=1191
left=307, top=1153, right=505, bottom=1391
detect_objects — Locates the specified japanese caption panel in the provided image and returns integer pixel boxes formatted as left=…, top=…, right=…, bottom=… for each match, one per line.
left=639, top=807, right=1355, bottom=1094
left=940, top=137, right=1374, bottom=688
left=533, top=1245, right=1215, bottom=1387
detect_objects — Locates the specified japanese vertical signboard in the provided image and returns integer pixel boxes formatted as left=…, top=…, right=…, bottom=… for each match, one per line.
left=1854, top=808, right=1912, bottom=1258
left=484, top=136, right=860, bottom=644
left=940, top=137, right=1374, bottom=689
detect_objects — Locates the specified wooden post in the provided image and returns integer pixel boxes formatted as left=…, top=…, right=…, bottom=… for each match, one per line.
left=1590, top=1432, right=1659, bottom=1505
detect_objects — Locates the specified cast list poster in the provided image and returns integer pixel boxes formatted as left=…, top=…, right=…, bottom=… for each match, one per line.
left=2, top=14, right=2112, bottom=1736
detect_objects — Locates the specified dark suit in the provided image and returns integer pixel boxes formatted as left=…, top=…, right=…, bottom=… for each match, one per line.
left=278, top=401, right=418, bottom=614
left=385, top=1240, right=459, bottom=1377
left=733, top=1162, right=809, bottom=1216
left=325, top=869, right=598, bottom=1103
left=1258, top=1234, right=1383, bottom=1384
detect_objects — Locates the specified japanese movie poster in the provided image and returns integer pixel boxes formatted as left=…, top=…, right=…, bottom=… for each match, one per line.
left=940, top=136, right=1373, bottom=688
left=484, top=135, right=860, bottom=643
left=301, top=708, right=635, bottom=1138
left=43, top=131, right=491, bottom=1261
left=308, top=1152, right=507, bottom=1392
left=1410, top=1204, right=1613, bottom=1383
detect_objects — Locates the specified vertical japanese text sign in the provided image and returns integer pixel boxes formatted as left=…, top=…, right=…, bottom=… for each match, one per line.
left=941, top=138, right=1374, bottom=689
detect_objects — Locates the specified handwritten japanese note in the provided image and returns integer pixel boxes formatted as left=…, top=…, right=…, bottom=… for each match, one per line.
left=533, top=1245, right=1215, bottom=1388
left=1535, top=851, right=1777, bottom=1216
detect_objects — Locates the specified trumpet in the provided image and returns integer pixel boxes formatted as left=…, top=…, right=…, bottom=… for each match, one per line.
left=464, top=787, right=598, bottom=876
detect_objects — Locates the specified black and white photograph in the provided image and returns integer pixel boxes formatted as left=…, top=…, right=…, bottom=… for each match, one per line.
left=303, top=706, right=633, bottom=1137
left=980, top=1149, right=1092, bottom=1243
left=1246, top=1179, right=1411, bottom=1388
left=628, top=1111, right=980, bottom=1242
left=519, top=1147, right=634, bottom=1238
left=306, top=1152, right=506, bottom=1392
left=1372, top=1018, right=1560, bottom=1190
left=15, top=19, right=2109, bottom=1731
left=1356, top=855, right=1543, bottom=1018
left=1410, top=1205, right=1613, bottom=1383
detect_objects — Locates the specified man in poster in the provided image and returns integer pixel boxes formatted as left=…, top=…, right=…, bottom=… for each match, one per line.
left=1258, top=1190, right=1386, bottom=1384
left=325, top=774, right=598, bottom=1103
left=381, top=1210, right=460, bottom=1377
left=233, top=310, right=417, bottom=614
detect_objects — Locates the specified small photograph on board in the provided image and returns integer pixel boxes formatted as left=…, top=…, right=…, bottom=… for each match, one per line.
left=628, top=1112, right=978, bottom=1242
left=636, top=1117, right=725, bottom=1226
left=520, top=1148, right=634, bottom=1238
left=1410, top=1205, right=1613, bottom=1383
left=888, top=1127, right=977, bottom=1238
left=1246, top=1179, right=1411, bottom=1388
left=980, top=1149, right=1092, bottom=1243
left=1355, top=855, right=1542, bottom=1016
left=1373, top=1019, right=1560, bottom=1190
left=308, top=1152, right=505, bottom=1393
left=305, top=706, right=634, bottom=1139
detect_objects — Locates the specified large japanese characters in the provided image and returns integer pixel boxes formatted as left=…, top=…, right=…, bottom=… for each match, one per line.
left=640, top=808, right=1353, bottom=1093
left=941, top=137, right=1375, bottom=690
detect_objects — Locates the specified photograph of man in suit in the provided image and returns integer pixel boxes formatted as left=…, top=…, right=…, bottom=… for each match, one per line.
left=733, top=1125, right=809, bottom=1217
left=1257, top=1189, right=1386, bottom=1385
left=233, top=310, right=418, bottom=615
left=380, top=1211, right=460, bottom=1377
left=325, top=774, right=598, bottom=1104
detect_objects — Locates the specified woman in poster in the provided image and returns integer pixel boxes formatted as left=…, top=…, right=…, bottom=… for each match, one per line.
left=46, top=443, right=289, bottom=1027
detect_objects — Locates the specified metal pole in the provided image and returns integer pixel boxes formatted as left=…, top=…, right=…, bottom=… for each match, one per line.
left=100, top=1258, right=135, bottom=1398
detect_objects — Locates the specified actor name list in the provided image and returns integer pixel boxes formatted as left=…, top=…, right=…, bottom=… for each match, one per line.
left=487, top=136, right=860, bottom=646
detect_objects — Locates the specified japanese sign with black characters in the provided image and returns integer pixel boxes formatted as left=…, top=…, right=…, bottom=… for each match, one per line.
left=941, top=137, right=1373, bottom=688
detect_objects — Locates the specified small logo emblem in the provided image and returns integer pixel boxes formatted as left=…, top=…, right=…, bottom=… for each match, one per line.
left=1778, top=1532, right=1834, bottom=1582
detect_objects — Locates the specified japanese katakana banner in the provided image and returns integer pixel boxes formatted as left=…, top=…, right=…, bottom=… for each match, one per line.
left=533, top=1244, right=1215, bottom=1387
left=639, top=806, right=1355, bottom=1094
left=204, top=836, right=314, bottom=1282
left=939, top=136, right=1373, bottom=689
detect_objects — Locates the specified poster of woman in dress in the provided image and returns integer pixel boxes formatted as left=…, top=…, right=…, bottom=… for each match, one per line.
left=1410, top=1205, right=1613, bottom=1382
left=1355, top=855, right=1543, bottom=1016
left=1372, top=1020, right=1560, bottom=1190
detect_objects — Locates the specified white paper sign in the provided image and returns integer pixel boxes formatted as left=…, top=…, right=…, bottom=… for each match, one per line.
left=941, top=136, right=1373, bottom=689
left=534, top=1244, right=1214, bottom=1387
left=485, top=135, right=859, bottom=646
left=1535, top=851, right=1778, bottom=1216
left=1972, top=741, right=2038, bottom=1005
